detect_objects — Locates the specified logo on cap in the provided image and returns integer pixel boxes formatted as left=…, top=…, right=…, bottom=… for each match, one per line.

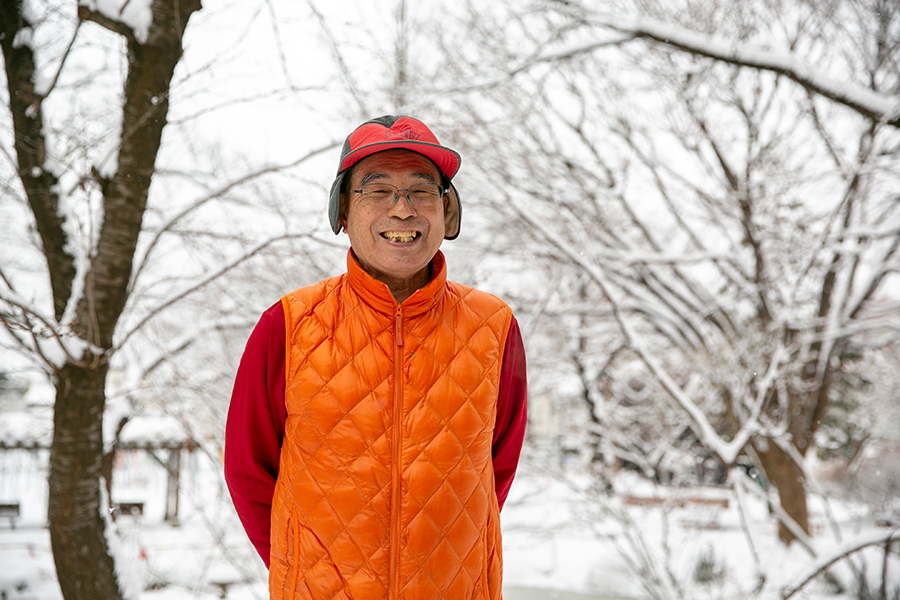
left=384, top=127, right=421, bottom=141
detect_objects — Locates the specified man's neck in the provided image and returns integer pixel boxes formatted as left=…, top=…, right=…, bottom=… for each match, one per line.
left=350, top=251, right=434, bottom=304
left=381, top=264, right=431, bottom=304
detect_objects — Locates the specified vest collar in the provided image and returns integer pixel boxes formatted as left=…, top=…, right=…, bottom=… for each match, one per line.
left=346, top=249, right=447, bottom=317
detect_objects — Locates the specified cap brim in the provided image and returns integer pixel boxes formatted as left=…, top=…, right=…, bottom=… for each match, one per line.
left=340, top=141, right=460, bottom=180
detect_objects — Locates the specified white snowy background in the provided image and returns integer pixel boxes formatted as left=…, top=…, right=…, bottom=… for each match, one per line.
left=2, top=0, right=899, bottom=599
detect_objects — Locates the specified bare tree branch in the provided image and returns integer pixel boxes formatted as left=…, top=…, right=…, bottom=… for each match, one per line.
left=77, top=5, right=135, bottom=40
left=117, top=232, right=324, bottom=351
left=128, top=141, right=339, bottom=292
left=570, top=9, right=900, bottom=127
left=263, top=0, right=299, bottom=91
left=38, top=18, right=83, bottom=101
left=781, top=530, right=900, bottom=599
left=735, top=467, right=817, bottom=557
left=433, top=34, right=636, bottom=95
left=0, top=288, right=91, bottom=369
left=306, top=0, right=369, bottom=118
left=0, top=2, right=77, bottom=321
left=510, top=197, right=783, bottom=466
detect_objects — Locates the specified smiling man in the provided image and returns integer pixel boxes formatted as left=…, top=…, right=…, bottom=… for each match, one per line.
left=225, top=116, right=527, bottom=600
left=340, top=149, right=447, bottom=302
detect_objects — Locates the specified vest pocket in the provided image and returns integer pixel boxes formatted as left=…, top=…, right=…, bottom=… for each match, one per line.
left=270, top=508, right=301, bottom=599
left=481, top=526, right=491, bottom=600
left=287, top=512, right=302, bottom=598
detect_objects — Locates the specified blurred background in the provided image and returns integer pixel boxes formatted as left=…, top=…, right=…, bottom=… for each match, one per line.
left=1, top=0, right=899, bottom=598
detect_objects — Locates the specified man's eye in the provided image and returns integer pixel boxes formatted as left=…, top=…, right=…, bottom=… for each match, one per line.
left=365, top=187, right=394, bottom=198
left=410, top=186, right=438, bottom=198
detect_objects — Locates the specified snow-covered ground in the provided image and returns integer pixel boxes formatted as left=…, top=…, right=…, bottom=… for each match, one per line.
left=502, top=465, right=900, bottom=600
left=1, top=443, right=898, bottom=600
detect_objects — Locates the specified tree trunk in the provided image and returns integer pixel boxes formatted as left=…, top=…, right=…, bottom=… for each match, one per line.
left=39, top=2, right=201, bottom=598
left=752, top=352, right=833, bottom=546
left=755, top=439, right=810, bottom=545
left=48, top=358, right=124, bottom=600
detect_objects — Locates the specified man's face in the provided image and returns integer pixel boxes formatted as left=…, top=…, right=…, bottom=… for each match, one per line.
left=341, top=149, right=448, bottom=290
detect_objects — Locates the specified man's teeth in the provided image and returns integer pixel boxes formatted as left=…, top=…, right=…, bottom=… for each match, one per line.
left=383, top=231, right=417, bottom=243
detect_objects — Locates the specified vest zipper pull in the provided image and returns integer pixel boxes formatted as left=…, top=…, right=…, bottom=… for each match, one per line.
left=395, top=306, right=403, bottom=346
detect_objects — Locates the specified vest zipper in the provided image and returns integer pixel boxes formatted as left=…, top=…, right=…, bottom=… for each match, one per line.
left=390, top=303, right=404, bottom=600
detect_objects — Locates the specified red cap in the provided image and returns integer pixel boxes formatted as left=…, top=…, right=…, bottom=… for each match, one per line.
left=339, top=116, right=461, bottom=178
left=329, top=116, right=462, bottom=239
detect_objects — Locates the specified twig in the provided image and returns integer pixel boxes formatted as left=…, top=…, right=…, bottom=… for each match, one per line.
left=306, top=0, right=369, bottom=117
left=730, top=467, right=762, bottom=573
left=77, top=5, right=134, bottom=40
left=509, top=198, right=756, bottom=465
left=127, top=141, right=338, bottom=293
left=737, top=470, right=817, bottom=558
left=432, top=33, right=637, bottom=95
left=781, top=530, right=900, bottom=599
left=263, top=0, right=298, bottom=91
left=36, top=19, right=83, bottom=100
left=0, top=288, right=90, bottom=369
left=571, top=8, right=900, bottom=127
left=117, top=232, right=320, bottom=350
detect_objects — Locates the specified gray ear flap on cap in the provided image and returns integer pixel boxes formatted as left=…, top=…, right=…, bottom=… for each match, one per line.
left=328, top=172, right=345, bottom=234
left=443, top=183, right=462, bottom=240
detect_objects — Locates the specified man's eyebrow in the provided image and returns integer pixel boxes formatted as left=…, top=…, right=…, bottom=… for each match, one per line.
left=360, top=171, right=438, bottom=185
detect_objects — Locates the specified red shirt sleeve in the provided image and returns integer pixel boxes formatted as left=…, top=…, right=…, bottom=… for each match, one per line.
left=492, top=315, right=528, bottom=510
left=224, top=301, right=286, bottom=568
left=225, top=303, right=528, bottom=568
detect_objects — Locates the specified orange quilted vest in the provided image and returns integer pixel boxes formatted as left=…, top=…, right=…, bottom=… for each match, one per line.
left=270, top=251, right=512, bottom=600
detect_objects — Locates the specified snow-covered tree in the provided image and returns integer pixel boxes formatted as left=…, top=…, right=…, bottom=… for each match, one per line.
left=1, top=1, right=201, bottom=596
left=439, top=0, right=900, bottom=545
left=0, top=1, right=348, bottom=597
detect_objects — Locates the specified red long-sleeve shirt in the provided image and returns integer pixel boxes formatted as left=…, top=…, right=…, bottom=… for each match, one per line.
left=225, top=300, right=528, bottom=567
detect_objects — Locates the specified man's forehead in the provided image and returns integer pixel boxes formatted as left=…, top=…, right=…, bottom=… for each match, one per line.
left=351, top=150, right=441, bottom=180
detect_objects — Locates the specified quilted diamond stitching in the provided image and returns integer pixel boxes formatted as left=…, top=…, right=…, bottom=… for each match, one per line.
left=280, top=277, right=510, bottom=599
left=394, top=286, right=508, bottom=597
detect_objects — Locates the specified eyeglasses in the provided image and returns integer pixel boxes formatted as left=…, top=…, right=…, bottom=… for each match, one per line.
left=350, top=182, right=447, bottom=208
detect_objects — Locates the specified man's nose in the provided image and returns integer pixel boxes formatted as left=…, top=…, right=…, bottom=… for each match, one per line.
left=386, top=193, right=416, bottom=218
